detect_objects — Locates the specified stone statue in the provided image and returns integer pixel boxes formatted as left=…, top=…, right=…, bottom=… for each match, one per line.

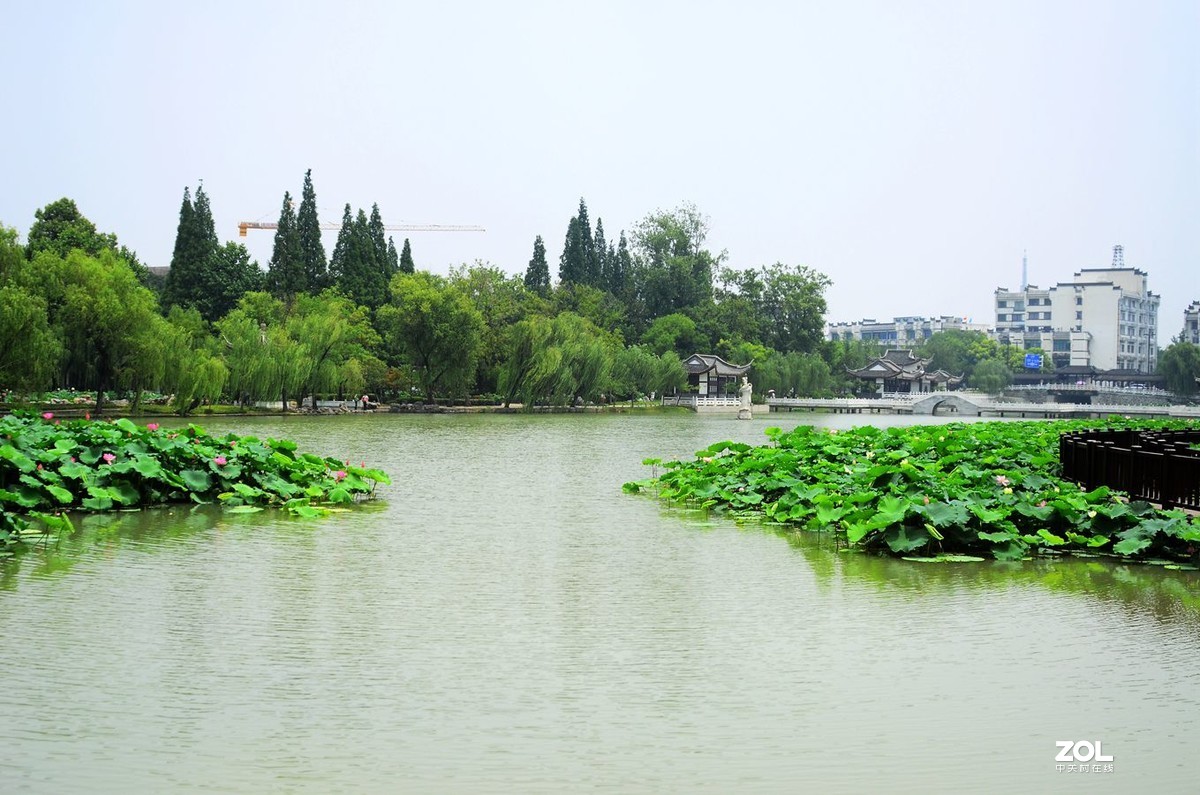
left=737, top=376, right=753, bottom=419
left=739, top=376, right=753, bottom=408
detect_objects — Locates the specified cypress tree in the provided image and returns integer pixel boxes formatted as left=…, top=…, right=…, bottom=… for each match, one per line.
left=559, top=217, right=581, bottom=284
left=328, top=204, right=354, bottom=284
left=557, top=198, right=595, bottom=286
left=386, top=236, right=400, bottom=279
left=165, top=184, right=218, bottom=311
left=296, top=168, right=327, bottom=292
left=368, top=203, right=388, bottom=269
left=524, top=235, right=550, bottom=296
left=335, top=208, right=388, bottom=310
left=592, top=218, right=608, bottom=289
left=267, top=191, right=304, bottom=299
left=613, top=230, right=632, bottom=297
left=399, top=238, right=415, bottom=273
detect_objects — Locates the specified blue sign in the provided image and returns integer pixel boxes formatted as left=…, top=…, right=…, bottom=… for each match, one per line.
left=1024, top=353, right=1043, bottom=370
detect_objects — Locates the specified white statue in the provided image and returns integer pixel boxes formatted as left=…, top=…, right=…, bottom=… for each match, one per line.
left=738, top=376, right=753, bottom=409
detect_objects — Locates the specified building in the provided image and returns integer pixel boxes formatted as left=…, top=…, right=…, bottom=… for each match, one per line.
left=1184, top=301, right=1200, bottom=345
left=993, top=245, right=1159, bottom=372
left=826, top=316, right=989, bottom=347
left=844, top=349, right=962, bottom=395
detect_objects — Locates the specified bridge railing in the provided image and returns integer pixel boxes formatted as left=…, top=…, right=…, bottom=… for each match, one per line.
left=1060, top=429, right=1200, bottom=510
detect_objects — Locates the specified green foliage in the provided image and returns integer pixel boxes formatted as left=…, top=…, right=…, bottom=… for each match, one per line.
left=379, top=271, right=485, bottom=401
left=0, top=414, right=390, bottom=554
left=640, top=312, right=700, bottom=357
left=524, top=235, right=551, bottom=295
left=970, top=359, right=1012, bottom=394
left=164, top=184, right=220, bottom=313
left=332, top=207, right=389, bottom=311
left=627, top=417, right=1200, bottom=562
left=631, top=202, right=721, bottom=323
left=25, top=198, right=119, bottom=260
left=267, top=190, right=304, bottom=299
left=398, top=238, right=414, bottom=274
left=1158, top=342, right=1200, bottom=396
left=296, top=169, right=328, bottom=291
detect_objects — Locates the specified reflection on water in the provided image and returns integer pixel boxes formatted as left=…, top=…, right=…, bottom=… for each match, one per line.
left=1, top=412, right=1196, bottom=793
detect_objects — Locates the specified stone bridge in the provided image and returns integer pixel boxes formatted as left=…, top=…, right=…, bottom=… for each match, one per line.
left=910, top=393, right=983, bottom=416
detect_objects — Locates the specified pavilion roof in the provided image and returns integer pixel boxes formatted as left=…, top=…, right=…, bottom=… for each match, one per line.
left=682, top=353, right=751, bottom=377
left=845, top=349, right=931, bottom=380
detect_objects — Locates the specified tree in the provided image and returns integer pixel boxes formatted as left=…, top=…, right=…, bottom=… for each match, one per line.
left=386, top=236, right=399, bottom=278
left=161, top=306, right=228, bottom=414
left=333, top=207, right=388, bottom=311
left=524, top=235, right=551, bottom=296
left=367, top=204, right=389, bottom=275
left=641, top=312, right=700, bottom=357
left=558, top=198, right=595, bottom=286
left=497, top=312, right=616, bottom=407
left=163, top=183, right=219, bottom=312
left=296, top=169, right=328, bottom=291
left=399, top=238, right=415, bottom=273
left=0, top=227, right=61, bottom=391
left=630, top=202, right=722, bottom=323
left=25, top=197, right=118, bottom=260
left=450, top=262, right=533, bottom=395
left=592, top=218, right=608, bottom=289
left=203, top=242, right=262, bottom=322
left=39, top=249, right=168, bottom=414
left=267, top=191, right=304, bottom=300
left=378, top=272, right=484, bottom=402
left=970, top=359, right=1012, bottom=394
left=328, top=204, right=354, bottom=285
left=1158, top=341, right=1200, bottom=396
left=758, top=263, right=831, bottom=353
left=287, top=291, right=382, bottom=409
left=919, top=329, right=997, bottom=377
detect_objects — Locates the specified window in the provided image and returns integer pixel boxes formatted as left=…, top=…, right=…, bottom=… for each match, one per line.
left=998, top=314, right=1007, bottom=322
left=997, top=300, right=1008, bottom=308
left=1075, top=297, right=1082, bottom=306
left=1075, top=311, right=1082, bottom=320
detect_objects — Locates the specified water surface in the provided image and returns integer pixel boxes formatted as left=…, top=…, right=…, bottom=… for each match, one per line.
left=2, top=412, right=1196, bottom=793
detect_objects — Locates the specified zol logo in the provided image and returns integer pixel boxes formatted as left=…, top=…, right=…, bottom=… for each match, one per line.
left=1055, top=740, right=1114, bottom=763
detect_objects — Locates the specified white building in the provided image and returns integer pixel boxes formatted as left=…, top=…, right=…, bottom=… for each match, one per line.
left=826, top=316, right=989, bottom=348
left=1184, top=301, right=1200, bottom=345
left=993, top=246, right=1159, bottom=372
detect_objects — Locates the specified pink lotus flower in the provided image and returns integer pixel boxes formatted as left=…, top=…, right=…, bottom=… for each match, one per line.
left=147, top=423, right=159, bottom=431
left=84, top=413, right=90, bottom=420
left=994, top=475, right=1010, bottom=487
left=102, top=453, right=115, bottom=464
left=42, top=412, right=53, bottom=420
left=214, top=456, right=227, bottom=466
left=334, top=470, right=347, bottom=482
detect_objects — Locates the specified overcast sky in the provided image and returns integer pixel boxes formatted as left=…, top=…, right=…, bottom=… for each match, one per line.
left=4, top=0, right=1196, bottom=334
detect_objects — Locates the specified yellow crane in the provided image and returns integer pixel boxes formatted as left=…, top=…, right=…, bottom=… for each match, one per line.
left=237, top=220, right=485, bottom=237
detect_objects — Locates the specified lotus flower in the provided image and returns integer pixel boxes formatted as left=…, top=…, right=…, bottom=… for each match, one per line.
left=995, top=475, right=1010, bottom=487
left=334, top=470, right=347, bottom=482
left=42, top=412, right=53, bottom=420
left=214, top=456, right=227, bottom=466
left=147, top=423, right=159, bottom=431
left=102, top=453, right=115, bottom=464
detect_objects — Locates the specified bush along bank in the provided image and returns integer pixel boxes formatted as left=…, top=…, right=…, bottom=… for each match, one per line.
left=0, top=413, right=390, bottom=555
left=624, top=418, right=1200, bottom=564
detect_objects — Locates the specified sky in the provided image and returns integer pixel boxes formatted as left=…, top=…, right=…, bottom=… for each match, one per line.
left=4, top=0, right=1197, bottom=335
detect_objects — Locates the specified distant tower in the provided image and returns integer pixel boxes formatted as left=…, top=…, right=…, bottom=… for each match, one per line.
left=1020, top=250, right=1028, bottom=291
left=1112, top=244, right=1125, bottom=268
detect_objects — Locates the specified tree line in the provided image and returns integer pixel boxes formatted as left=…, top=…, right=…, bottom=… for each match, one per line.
left=7, top=173, right=1192, bottom=411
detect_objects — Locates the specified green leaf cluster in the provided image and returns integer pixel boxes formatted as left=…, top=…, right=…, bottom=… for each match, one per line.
left=626, top=418, right=1200, bottom=562
left=0, top=414, right=390, bottom=555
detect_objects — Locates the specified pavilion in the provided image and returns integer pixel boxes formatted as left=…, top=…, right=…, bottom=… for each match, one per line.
left=846, top=349, right=962, bottom=396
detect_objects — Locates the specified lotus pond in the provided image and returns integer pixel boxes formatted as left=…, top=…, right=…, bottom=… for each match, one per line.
left=0, top=413, right=389, bottom=555
left=626, top=417, right=1200, bottom=563
left=1, top=411, right=1197, bottom=793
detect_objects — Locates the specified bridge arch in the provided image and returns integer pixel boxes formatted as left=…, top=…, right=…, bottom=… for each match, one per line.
left=911, top=393, right=982, bottom=416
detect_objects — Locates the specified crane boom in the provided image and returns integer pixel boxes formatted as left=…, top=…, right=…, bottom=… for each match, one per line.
left=238, top=220, right=485, bottom=237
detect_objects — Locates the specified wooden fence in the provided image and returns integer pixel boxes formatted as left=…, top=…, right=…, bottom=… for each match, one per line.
left=1059, top=429, right=1200, bottom=510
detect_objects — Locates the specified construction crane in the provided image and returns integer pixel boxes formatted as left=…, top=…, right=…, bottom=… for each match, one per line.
left=237, top=220, right=485, bottom=237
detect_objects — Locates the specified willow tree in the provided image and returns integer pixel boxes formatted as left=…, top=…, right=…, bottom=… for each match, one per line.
left=499, top=312, right=615, bottom=407
left=162, top=307, right=229, bottom=415
left=378, top=271, right=484, bottom=402
left=286, top=291, right=381, bottom=409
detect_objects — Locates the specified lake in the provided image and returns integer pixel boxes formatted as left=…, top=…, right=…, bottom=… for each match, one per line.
left=2, top=411, right=1197, bottom=793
